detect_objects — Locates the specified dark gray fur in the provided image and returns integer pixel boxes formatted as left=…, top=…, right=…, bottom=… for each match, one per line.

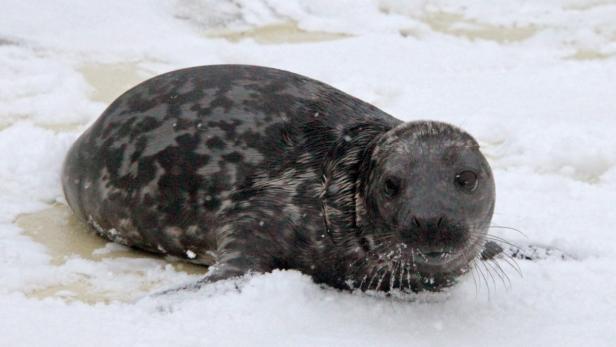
left=62, top=65, right=495, bottom=292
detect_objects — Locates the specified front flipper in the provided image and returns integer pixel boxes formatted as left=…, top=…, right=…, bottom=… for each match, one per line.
left=153, top=210, right=289, bottom=296
left=153, top=259, right=261, bottom=296
left=481, top=241, right=504, bottom=260
left=481, top=240, right=572, bottom=261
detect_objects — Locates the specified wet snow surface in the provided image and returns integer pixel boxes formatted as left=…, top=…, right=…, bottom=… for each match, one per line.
left=1, top=1, right=616, bottom=346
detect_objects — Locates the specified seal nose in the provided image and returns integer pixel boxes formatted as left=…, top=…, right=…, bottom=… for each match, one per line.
left=411, top=216, right=445, bottom=228
left=400, top=216, right=466, bottom=251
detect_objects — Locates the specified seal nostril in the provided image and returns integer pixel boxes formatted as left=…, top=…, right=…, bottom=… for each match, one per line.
left=412, top=216, right=421, bottom=227
left=437, top=216, right=445, bottom=228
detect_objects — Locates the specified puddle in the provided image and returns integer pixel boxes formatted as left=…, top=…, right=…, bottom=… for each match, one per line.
left=564, top=49, right=614, bottom=61
left=79, top=62, right=151, bottom=104
left=413, top=9, right=616, bottom=60
left=0, top=118, right=84, bottom=133
left=421, top=11, right=538, bottom=43
left=0, top=62, right=150, bottom=133
left=15, top=204, right=208, bottom=303
left=564, top=0, right=616, bottom=11
left=205, top=21, right=351, bottom=44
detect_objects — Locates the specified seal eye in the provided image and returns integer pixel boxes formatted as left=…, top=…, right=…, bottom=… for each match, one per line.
left=383, top=177, right=401, bottom=197
left=454, top=170, right=478, bottom=192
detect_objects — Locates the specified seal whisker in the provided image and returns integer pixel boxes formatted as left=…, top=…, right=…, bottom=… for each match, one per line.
left=483, top=234, right=523, bottom=251
left=479, top=262, right=493, bottom=301
left=473, top=260, right=491, bottom=300
left=396, top=260, right=404, bottom=291
left=366, top=264, right=382, bottom=290
left=346, top=239, right=392, bottom=269
left=489, top=225, right=528, bottom=238
left=391, top=259, right=403, bottom=292
left=475, top=260, right=492, bottom=301
left=375, top=265, right=389, bottom=291
left=404, top=262, right=412, bottom=292
left=372, top=264, right=386, bottom=291
left=469, top=260, right=479, bottom=298
left=359, top=274, right=368, bottom=291
left=487, top=259, right=511, bottom=289
left=480, top=259, right=497, bottom=289
left=500, top=253, right=524, bottom=277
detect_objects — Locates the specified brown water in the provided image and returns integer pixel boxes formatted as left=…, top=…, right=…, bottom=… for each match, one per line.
left=207, top=16, right=537, bottom=45
left=16, top=204, right=208, bottom=303
left=205, top=21, right=350, bottom=44
left=206, top=16, right=615, bottom=61
left=79, top=62, right=151, bottom=104
left=422, top=11, right=538, bottom=43
left=10, top=62, right=199, bottom=303
left=0, top=63, right=151, bottom=132
left=565, top=49, right=614, bottom=61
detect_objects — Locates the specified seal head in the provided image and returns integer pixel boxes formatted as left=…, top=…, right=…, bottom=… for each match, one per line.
left=351, top=121, right=495, bottom=290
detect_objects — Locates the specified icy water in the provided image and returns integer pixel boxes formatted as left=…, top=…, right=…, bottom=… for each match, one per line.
left=206, top=21, right=350, bottom=44
left=16, top=204, right=207, bottom=303
left=79, top=62, right=149, bottom=104
left=12, top=61, right=204, bottom=303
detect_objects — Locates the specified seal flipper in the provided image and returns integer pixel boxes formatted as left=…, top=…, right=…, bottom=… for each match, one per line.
left=481, top=241, right=504, bottom=260
left=152, top=209, right=287, bottom=295
left=152, top=255, right=269, bottom=296
left=480, top=241, right=572, bottom=261
left=153, top=262, right=252, bottom=296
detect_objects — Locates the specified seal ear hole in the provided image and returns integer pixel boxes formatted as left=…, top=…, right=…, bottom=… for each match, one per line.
left=383, top=176, right=401, bottom=198
left=454, top=170, right=478, bottom=192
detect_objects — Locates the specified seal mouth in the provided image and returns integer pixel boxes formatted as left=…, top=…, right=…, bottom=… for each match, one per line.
left=423, top=251, right=451, bottom=260
left=416, top=248, right=453, bottom=263
left=414, top=249, right=459, bottom=270
left=410, top=236, right=485, bottom=274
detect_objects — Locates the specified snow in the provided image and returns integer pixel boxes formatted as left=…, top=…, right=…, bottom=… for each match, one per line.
left=1, top=0, right=616, bottom=346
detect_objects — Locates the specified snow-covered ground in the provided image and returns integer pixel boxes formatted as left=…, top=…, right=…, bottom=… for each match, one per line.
left=1, top=1, right=616, bottom=346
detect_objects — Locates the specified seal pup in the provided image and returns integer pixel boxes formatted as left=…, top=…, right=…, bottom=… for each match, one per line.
left=62, top=65, right=495, bottom=292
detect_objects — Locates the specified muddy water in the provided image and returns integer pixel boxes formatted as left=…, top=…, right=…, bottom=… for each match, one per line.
left=421, top=11, right=538, bottom=43
left=207, top=17, right=537, bottom=45
left=208, top=17, right=614, bottom=60
left=565, top=49, right=615, bottom=61
left=79, top=62, right=151, bottom=104
left=16, top=204, right=208, bottom=303
left=16, top=204, right=208, bottom=267
left=0, top=63, right=150, bottom=132
left=10, top=62, right=196, bottom=303
left=205, top=21, right=350, bottom=44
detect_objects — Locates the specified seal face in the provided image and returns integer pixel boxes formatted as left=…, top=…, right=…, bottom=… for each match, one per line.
left=349, top=122, right=495, bottom=290
left=62, top=64, right=495, bottom=293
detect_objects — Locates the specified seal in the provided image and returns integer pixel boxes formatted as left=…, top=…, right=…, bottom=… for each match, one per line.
left=62, top=65, right=496, bottom=293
